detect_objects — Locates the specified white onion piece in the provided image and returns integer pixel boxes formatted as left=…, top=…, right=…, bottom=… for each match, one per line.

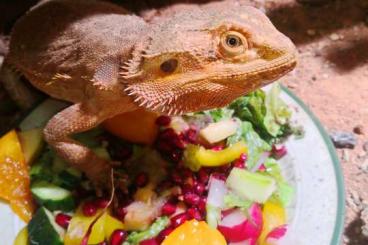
left=207, top=176, right=228, bottom=208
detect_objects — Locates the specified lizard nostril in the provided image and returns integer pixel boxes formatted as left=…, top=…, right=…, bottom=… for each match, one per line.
left=160, top=59, right=178, bottom=73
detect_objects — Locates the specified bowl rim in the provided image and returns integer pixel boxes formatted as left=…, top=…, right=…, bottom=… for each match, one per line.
left=282, top=86, right=345, bottom=245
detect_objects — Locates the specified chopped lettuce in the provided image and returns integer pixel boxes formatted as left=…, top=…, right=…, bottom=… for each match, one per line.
left=124, top=216, right=169, bottom=245
left=227, top=121, right=271, bottom=169
left=263, top=158, right=294, bottom=207
left=203, top=107, right=234, bottom=122
left=224, top=192, right=252, bottom=210
left=229, top=83, right=292, bottom=142
left=264, top=83, right=291, bottom=137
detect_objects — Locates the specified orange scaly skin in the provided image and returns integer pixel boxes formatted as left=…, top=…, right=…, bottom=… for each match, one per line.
left=1, top=0, right=297, bottom=187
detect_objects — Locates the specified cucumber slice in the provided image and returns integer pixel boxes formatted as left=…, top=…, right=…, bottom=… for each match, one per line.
left=28, top=207, right=64, bottom=245
left=226, top=168, right=276, bottom=203
left=31, top=181, right=75, bottom=211
left=19, top=99, right=68, bottom=131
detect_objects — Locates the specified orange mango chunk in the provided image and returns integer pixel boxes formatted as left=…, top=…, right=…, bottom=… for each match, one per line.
left=0, top=130, right=34, bottom=222
left=103, top=109, right=159, bottom=144
left=162, top=220, right=226, bottom=245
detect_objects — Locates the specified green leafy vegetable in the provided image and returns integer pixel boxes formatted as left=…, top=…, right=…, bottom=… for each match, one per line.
left=263, top=158, right=294, bottom=207
left=227, top=121, right=271, bottom=169
left=224, top=192, right=252, bottom=210
left=124, top=216, right=169, bottom=245
left=203, top=107, right=234, bottom=122
left=264, top=83, right=291, bottom=137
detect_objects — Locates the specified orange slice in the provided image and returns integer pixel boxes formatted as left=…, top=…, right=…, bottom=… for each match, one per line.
left=0, top=130, right=35, bottom=222
left=162, top=220, right=226, bottom=245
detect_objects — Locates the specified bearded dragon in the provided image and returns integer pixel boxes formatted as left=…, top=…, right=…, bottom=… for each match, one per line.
left=1, top=0, right=297, bottom=187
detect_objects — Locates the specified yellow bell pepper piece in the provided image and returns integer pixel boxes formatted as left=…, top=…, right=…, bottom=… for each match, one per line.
left=64, top=206, right=106, bottom=245
left=104, top=214, right=125, bottom=240
left=184, top=141, right=247, bottom=171
left=13, top=227, right=29, bottom=245
left=258, top=201, right=286, bottom=245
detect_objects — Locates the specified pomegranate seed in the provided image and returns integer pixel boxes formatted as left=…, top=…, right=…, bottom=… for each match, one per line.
left=211, top=145, right=224, bottom=151
left=185, top=128, right=198, bottom=143
left=140, top=238, right=159, bottom=245
left=135, top=172, right=149, bottom=187
left=198, top=168, right=209, bottom=183
left=98, top=242, right=108, bottom=245
left=211, top=172, right=226, bottom=181
left=55, top=213, right=71, bottom=229
left=183, top=192, right=200, bottom=206
left=182, top=168, right=194, bottom=178
left=171, top=213, right=188, bottom=227
left=156, top=115, right=171, bottom=126
left=115, top=206, right=127, bottom=221
left=181, top=183, right=192, bottom=194
left=258, top=164, right=266, bottom=172
left=157, top=140, right=173, bottom=152
left=187, top=207, right=202, bottom=220
left=161, top=202, right=177, bottom=216
left=171, top=172, right=182, bottom=184
left=94, top=198, right=109, bottom=209
left=110, top=229, right=128, bottom=245
left=272, top=144, right=287, bottom=159
left=194, top=182, right=205, bottom=195
left=170, top=150, right=182, bottom=162
left=157, top=227, right=174, bottom=243
left=82, top=201, right=98, bottom=216
left=233, top=153, right=247, bottom=169
left=198, top=197, right=207, bottom=212
left=160, top=128, right=177, bottom=140
left=172, top=136, right=185, bottom=149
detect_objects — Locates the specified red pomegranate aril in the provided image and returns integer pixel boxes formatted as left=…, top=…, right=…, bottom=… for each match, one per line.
left=211, top=172, right=226, bottom=181
left=187, top=207, right=202, bottom=220
left=185, top=128, right=198, bottom=143
left=258, top=164, right=266, bottom=172
left=82, top=201, right=98, bottom=216
left=182, top=168, right=194, bottom=178
left=170, top=150, right=182, bottom=162
left=171, top=172, right=182, bottom=184
left=211, top=145, right=224, bottom=151
left=94, top=198, right=110, bottom=209
left=140, top=238, right=159, bottom=245
left=157, top=140, right=173, bottom=152
left=98, top=242, right=108, bottom=245
left=55, top=213, right=71, bottom=229
left=272, top=144, right=287, bottom=159
left=115, top=206, right=127, bottom=221
left=182, top=183, right=193, bottom=194
left=233, top=153, right=247, bottom=169
left=198, top=168, right=209, bottom=184
left=135, top=172, right=149, bottom=187
left=157, top=227, right=174, bottom=243
left=194, top=182, right=205, bottom=195
left=110, top=229, right=128, bottom=245
left=198, top=197, right=207, bottom=212
left=161, top=202, right=177, bottom=216
left=171, top=213, right=189, bottom=227
left=156, top=115, right=171, bottom=126
left=184, top=192, right=200, bottom=206
left=172, top=137, right=185, bottom=149
left=160, top=128, right=177, bottom=140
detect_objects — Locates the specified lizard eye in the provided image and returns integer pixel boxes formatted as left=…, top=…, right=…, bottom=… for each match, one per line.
left=160, top=59, right=178, bottom=73
left=220, top=31, right=248, bottom=57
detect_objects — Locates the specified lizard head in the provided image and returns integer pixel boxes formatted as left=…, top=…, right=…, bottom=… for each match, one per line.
left=121, top=6, right=297, bottom=115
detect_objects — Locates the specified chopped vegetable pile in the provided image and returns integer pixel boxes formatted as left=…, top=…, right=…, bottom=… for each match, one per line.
left=4, top=83, right=301, bottom=245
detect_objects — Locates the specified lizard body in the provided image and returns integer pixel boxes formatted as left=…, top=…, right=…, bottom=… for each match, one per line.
left=2, top=0, right=297, bottom=187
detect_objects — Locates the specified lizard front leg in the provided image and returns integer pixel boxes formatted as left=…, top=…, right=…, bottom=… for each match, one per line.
left=43, top=102, right=127, bottom=189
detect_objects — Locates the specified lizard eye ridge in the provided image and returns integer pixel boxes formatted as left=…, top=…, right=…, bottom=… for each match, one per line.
left=220, top=31, right=248, bottom=57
